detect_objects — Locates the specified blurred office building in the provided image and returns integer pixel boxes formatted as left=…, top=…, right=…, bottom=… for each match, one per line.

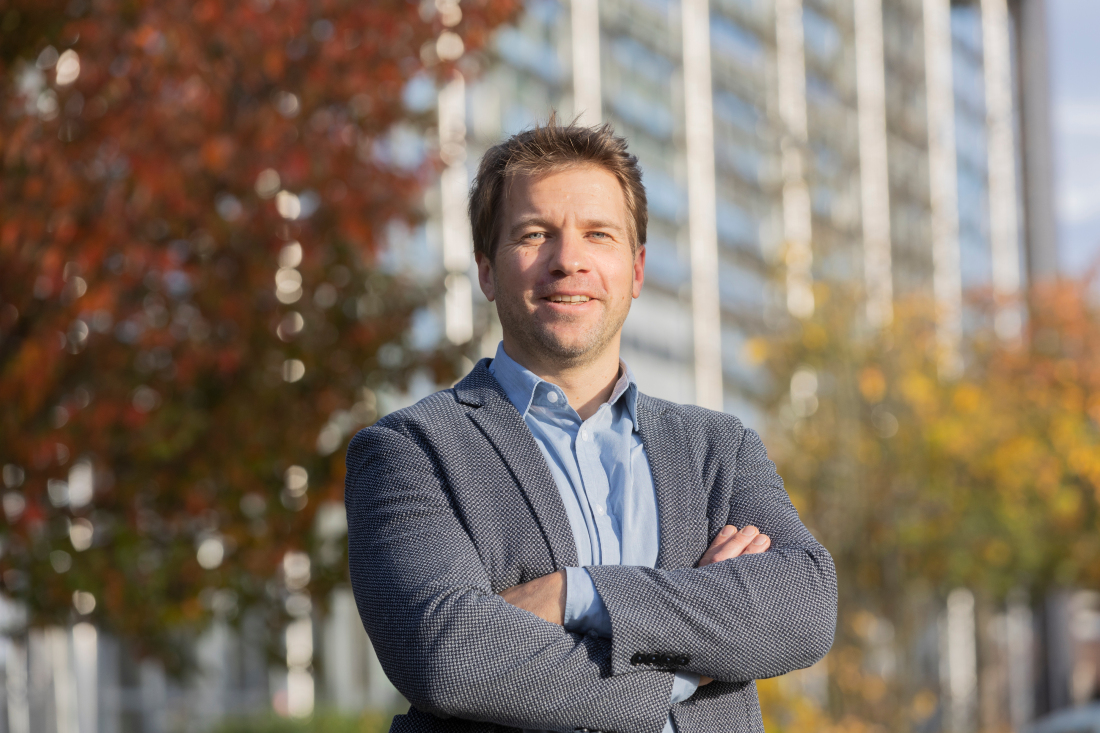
left=403, top=0, right=1059, bottom=414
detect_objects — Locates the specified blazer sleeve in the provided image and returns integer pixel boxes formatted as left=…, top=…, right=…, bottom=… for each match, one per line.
left=345, top=424, right=677, bottom=733
left=583, top=426, right=837, bottom=682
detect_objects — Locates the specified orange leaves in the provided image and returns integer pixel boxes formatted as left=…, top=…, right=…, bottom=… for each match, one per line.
left=23, top=175, right=45, bottom=200
left=200, top=135, right=236, bottom=173
left=0, top=219, right=18, bottom=248
left=858, top=366, right=886, bottom=404
left=190, top=0, right=220, bottom=25
left=2, top=332, right=64, bottom=418
left=262, top=47, right=285, bottom=80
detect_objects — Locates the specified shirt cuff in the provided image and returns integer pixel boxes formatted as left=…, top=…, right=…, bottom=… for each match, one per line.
left=563, top=567, right=613, bottom=637
left=669, top=671, right=700, bottom=704
left=659, top=674, right=698, bottom=733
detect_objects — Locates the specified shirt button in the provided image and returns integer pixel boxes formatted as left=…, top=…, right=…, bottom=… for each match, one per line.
left=580, top=429, right=589, bottom=441
left=547, top=391, right=558, bottom=403
left=594, top=504, right=605, bottom=516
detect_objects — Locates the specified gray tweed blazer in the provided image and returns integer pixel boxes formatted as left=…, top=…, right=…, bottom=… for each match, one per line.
left=345, top=360, right=836, bottom=733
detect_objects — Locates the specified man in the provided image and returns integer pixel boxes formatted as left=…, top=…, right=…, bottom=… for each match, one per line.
left=345, top=120, right=836, bottom=733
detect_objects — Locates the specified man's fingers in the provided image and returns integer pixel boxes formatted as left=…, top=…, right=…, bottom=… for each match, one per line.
left=698, top=525, right=737, bottom=567
left=699, top=525, right=772, bottom=566
left=742, top=533, right=770, bottom=555
left=698, top=676, right=714, bottom=687
left=710, top=526, right=766, bottom=563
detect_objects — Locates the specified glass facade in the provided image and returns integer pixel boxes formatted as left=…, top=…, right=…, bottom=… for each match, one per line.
left=421, top=0, right=1027, bottom=417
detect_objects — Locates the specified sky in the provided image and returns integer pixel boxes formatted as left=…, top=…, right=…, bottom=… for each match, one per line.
left=1049, top=0, right=1100, bottom=275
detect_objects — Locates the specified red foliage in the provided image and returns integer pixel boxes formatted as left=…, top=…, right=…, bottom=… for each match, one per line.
left=0, top=0, right=517, bottom=665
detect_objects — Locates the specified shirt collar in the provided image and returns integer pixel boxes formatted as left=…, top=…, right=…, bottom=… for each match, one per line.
left=487, top=341, right=640, bottom=429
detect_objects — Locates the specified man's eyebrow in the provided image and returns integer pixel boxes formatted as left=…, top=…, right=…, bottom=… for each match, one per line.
left=507, top=217, right=625, bottom=237
left=576, top=218, right=623, bottom=231
left=507, top=217, right=556, bottom=237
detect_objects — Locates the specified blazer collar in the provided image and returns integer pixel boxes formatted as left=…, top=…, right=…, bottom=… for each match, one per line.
left=636, top=395, right=710, bottom=569
left=457, top=359, right=580, bottom=569
left=453, top=358, right=507, bottom=408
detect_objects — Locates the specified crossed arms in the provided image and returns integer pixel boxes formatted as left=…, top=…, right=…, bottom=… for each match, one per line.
left=345, top=422, right=836, bottom=733
left=499, top=523, right=774, bottom=689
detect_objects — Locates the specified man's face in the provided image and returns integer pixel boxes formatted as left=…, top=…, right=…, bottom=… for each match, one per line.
left=477, top=164, right=645, bottom=366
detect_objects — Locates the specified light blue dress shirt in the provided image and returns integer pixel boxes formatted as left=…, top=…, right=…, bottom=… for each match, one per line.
left=489, top=344, right=698, bottom=733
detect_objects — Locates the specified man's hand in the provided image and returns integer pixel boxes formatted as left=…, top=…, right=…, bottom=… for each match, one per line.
left=500, top=569, right=567, bottom=626
left=695, top=525, right=771, bottom=685
left=697, top=524, right=771, bottom=568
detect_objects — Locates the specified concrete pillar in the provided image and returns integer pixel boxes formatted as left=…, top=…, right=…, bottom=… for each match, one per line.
left=682, top=0, right=723, bottom=410
left=1011, top=0, right=1059, bottom=280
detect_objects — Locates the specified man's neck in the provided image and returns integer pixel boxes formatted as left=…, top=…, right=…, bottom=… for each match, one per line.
left=500, top=335, right=622, bottom=420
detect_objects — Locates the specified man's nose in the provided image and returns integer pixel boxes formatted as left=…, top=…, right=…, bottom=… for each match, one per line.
left=547, top=228, right=590, bottom=276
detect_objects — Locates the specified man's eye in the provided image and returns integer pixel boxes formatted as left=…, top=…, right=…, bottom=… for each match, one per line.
left=524, top=232, right=546, bottom=240
left=589, top=232, right=609, bottom=239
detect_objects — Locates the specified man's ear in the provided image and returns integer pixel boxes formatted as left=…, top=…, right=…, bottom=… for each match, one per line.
left=632, top=244, right=646, bottom=299
left=476, top=251, right=496, bottom=302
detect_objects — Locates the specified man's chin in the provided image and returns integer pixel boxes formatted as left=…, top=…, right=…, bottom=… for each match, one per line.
left=528, top=326, right=608, bottom=361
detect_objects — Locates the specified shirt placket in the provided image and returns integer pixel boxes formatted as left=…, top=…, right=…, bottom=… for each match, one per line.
left=575, top=405, right=620, bottom=565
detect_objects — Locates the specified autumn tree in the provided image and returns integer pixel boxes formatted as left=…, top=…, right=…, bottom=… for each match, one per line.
left=753, top=281, right=1100, bottom=731
left=0, top=0, right=516, bottom=667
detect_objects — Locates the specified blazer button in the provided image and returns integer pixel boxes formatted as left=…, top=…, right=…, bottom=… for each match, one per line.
left=647, top=654, right=660, bottom=665
left=676, top=655, right=690, bottom=666
left=630, top=653, right=643, bottom=665
left=660, top=655, right=674, bottom=666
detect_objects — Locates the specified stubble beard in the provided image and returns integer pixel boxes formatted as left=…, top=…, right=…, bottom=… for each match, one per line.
left=494, top=279, right=630, bottom=368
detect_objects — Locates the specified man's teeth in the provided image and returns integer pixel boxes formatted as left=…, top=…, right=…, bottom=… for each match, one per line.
left=549, top=295, right=590, bottom=303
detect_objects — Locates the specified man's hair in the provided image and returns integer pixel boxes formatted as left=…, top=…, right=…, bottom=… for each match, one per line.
left=468, top=114, right=648, bottom=261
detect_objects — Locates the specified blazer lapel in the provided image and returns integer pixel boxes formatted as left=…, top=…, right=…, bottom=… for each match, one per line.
left=457, top=361, right=580, bottom=570
left=637, top=396, right=709, bottom=569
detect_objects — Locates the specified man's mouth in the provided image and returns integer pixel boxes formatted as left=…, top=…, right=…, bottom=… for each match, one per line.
left=546, top=294, right=591, bottom=304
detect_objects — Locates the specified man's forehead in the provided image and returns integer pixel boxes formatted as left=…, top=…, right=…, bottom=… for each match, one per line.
left=502, top=165, right=627, bottom=216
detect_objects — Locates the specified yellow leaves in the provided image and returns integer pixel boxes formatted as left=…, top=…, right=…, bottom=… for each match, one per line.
left=1060, top=383, right=1085, bottom=412
left=1056, top=358, right=1079, bottom=384
left=982, top=538, right=1011, bottom=567
left=900, top=372, right=936, bottom=415
left=909, top=690, right=938, bottom=725
left=859, top=367, right=886, bottom=404
left=1068, top=445, right=1100, bottom=480
left=758, top=281, right=1100, bottom=730
left=988, top=435, right=1039, bottom=490
left=1051, top=490, right=1083, bottom=527
left=850, top=609, right=880, bottom=639
left=743, top=337, right=768, bottom=366
left=802, top=322, right=828, bottom=351
left=1088, top=394, right=1100, bottom=424
left=861, top=676, right=888, bottom=704
left=951, top=384, right=981, bottom=414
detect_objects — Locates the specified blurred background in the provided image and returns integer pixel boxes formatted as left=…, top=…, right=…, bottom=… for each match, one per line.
left=1, top=0, right=1099, bottom=731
